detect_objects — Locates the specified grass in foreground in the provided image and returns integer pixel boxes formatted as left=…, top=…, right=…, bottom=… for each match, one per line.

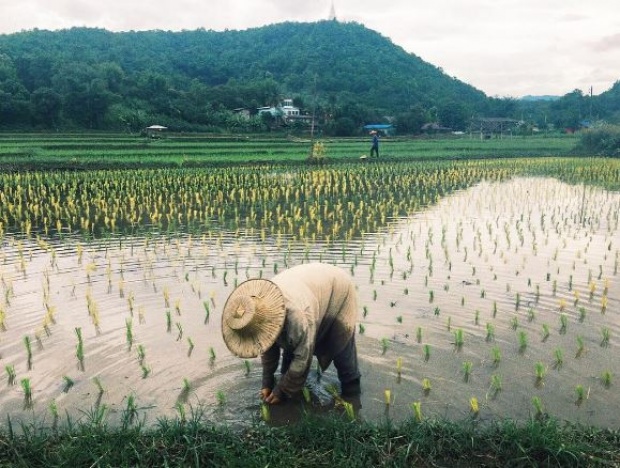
left=0, top=409, right=618, bottom=467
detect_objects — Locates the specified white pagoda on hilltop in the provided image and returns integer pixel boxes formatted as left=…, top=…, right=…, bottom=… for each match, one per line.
left=328, top=1, right=337, bottom=21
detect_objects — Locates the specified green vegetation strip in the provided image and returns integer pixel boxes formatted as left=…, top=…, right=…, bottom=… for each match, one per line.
left=0, top=133, right=577, bottom=170
left=1, top=413, right=618, bottom=466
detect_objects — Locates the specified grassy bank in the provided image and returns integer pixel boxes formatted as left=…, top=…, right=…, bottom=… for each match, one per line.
left=1, top=411, right=619, bottom=467
left=0, top=132, right=577, bottom=170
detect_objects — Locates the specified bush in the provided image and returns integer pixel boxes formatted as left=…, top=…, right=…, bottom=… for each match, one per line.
left=574, top=125, right=620, bottom=157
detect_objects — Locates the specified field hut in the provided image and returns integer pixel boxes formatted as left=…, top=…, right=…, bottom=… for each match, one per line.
left=145, top=125, right=168, bottom=138
left=363, top=124, right=395, bottom=136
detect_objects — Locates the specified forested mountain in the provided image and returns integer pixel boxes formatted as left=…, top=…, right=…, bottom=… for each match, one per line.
left=0, top=20, right=618, bottom=134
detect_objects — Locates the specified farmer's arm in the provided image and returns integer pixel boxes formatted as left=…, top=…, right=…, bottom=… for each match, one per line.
left=271, top=310, right=314, bottom=400
left=261, top=344, right=281, bottom=391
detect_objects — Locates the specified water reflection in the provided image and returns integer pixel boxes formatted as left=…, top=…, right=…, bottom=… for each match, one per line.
left=0, top=177, right=618, bottom=430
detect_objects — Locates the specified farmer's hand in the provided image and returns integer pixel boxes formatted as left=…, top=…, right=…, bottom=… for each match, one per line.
left=260, top=388, right=272, bottom=401
left=264, top=392, right=281, bottom=405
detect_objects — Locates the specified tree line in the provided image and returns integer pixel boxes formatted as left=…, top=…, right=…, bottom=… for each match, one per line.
left=0, top=21, right=618, bottom=134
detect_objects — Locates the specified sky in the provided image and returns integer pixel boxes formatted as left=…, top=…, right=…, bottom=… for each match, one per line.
left=1, top=0, right=619, bottom=98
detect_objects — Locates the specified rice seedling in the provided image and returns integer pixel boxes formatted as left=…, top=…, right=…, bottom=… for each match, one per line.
left=187, top=338, right=194, bottom=356
left=125, top=318, right=133, bottom=349
left=396, top=357, right=403, bottom=378
left=601, top=327, right=610, bottom=347
left=485, top=323, right=495, bottom=342
left=136, top=344, right=146, bottom=364
left=510, top=316, right=518, bottom=330
left=6, top=365, right=16, bottom=385
left=422, top=378, right=432, bottom=395
left=601, top=370, right=612, bottom=388
left=62, top=376, right=74, bottom=392
left=243, top=360, right=251, bottom=376
left=553, top=348, right=564, bottom=369
left=446, top=316, right=451, bottom=331
left=578, top=307, right=587, bottom=322
left=362, top=306, right=369, bottom=318
left=434, top=306, right=440, bottom=316
left=162, top=286, right=170, bottom=309
left=176, top=322, right=183, bottom=341
left=541, top=324, right=550, bottom=342
left=141, top=364, right=150, bottom=378
left=75, top=327, right=85, bottom=370
left=601, top=295, right=608, bottom=313
left=491, top=346, right=501, bottom=366
left=573, top=290, right=580, bottom=306
left=534, top=362, right=546, bottom=386
left=216, top=390, right=226, bottom=406
left=469, top=397, right=479, bottom=417
left=515, top=292, right=521, bottom=310
left=462, top=361, right=473, bottom=382
left=396, top=315, right=402, bottom=323
left=454, top=328, right=464, bottom=350
left=490, top=374, right=502, bottom=395
left=411, top=401, right=422, bottom=422
left=532, top=396, right=544, bottom=419
left=474, top=310, right=479, bottom=325
left=429, top=290, right=434, bottom=303
left=527, top=308, right=535, bottom=322
left=182, top=378, right=191, bottom=394
left=559, top=313, right=568, bottom=334
left=576, top=336, right=585, bottom=358
left=380, top=337, right=389, bottom=355
left=260, top=403, right=271, bottom=422
left=575, top=385, right=586, bottom=404
left=127, top=292, right=135, bottom=315
left=423, top=344, right=431, bottom=362
left=416, top=327, right=422, bottom=343
left=384, top=389, right=392, bottom=405
left=24, top=336, right=32, bottom=370
left=175, top=298, right=181, bottom=315
left=21, top=378, right=32, bottom=406
left=518, top=330, right=528, bottom=353
left=121, top=394, right=138, bottom=428
left=198, top=301, right=210, bottom=325
left=209, top=347, right=216, bottom=363
left=302, top=387, right=311, bottom=403
left=93, top=376, right=104, bottom=395
left=165, top=310, right=172, bottom=333
left=342, top=401, right=355, bottom=421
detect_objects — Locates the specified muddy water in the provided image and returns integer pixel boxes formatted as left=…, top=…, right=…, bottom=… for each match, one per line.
left=0, top=177, right=619, bottom=430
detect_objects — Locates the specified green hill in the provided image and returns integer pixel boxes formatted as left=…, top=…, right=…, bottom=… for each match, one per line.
left=0, top=21, right=491, bottom=133
left=0, top=20, right=617, bottom=134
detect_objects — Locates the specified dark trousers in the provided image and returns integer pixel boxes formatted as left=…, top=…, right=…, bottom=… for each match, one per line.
left=281, top=335, right=361, bottom=385
left=370, top=145, right=379, bottom=158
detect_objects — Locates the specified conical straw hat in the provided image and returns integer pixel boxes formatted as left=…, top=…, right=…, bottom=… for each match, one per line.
left=221, top=279, right=286, bottom=358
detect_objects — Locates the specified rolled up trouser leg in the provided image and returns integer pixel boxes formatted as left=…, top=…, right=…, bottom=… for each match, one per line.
left=333, top=334, right=361, bottom=394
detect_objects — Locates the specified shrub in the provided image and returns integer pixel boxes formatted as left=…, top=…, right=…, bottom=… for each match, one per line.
left=574, top=125, right=620, bottom=157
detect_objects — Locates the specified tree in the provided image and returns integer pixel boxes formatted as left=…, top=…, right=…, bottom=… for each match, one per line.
left=30, top=87, right=62, bottom=128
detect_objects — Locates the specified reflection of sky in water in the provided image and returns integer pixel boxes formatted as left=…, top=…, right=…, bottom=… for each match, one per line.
left=0, top=177, right=618, bottom=429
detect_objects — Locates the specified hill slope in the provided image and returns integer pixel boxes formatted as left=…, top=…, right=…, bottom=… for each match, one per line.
left=0, top=21, right=492, bottom=132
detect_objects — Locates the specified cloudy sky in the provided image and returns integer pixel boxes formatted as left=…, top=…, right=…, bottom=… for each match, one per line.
left=1, top=0, right=618, bottom=98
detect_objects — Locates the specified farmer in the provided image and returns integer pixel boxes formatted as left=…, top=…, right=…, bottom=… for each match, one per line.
left=370, top=130, right=379, bottom=158
left=221, top=263, right=361, bottom=404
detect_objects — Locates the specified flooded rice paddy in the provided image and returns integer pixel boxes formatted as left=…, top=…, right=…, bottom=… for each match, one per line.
left=0, top=174, right=618, bottom=430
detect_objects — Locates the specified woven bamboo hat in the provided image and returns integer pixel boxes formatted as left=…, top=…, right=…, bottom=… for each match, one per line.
left=221, top=279, right=286, bottom=358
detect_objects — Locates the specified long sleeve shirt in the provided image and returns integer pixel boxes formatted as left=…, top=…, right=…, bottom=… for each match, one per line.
left=261, top=263, right=357, bottom=399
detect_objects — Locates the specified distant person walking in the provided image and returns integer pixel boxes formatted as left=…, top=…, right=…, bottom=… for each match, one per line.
left=370, top=131, right=379, bottom=158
